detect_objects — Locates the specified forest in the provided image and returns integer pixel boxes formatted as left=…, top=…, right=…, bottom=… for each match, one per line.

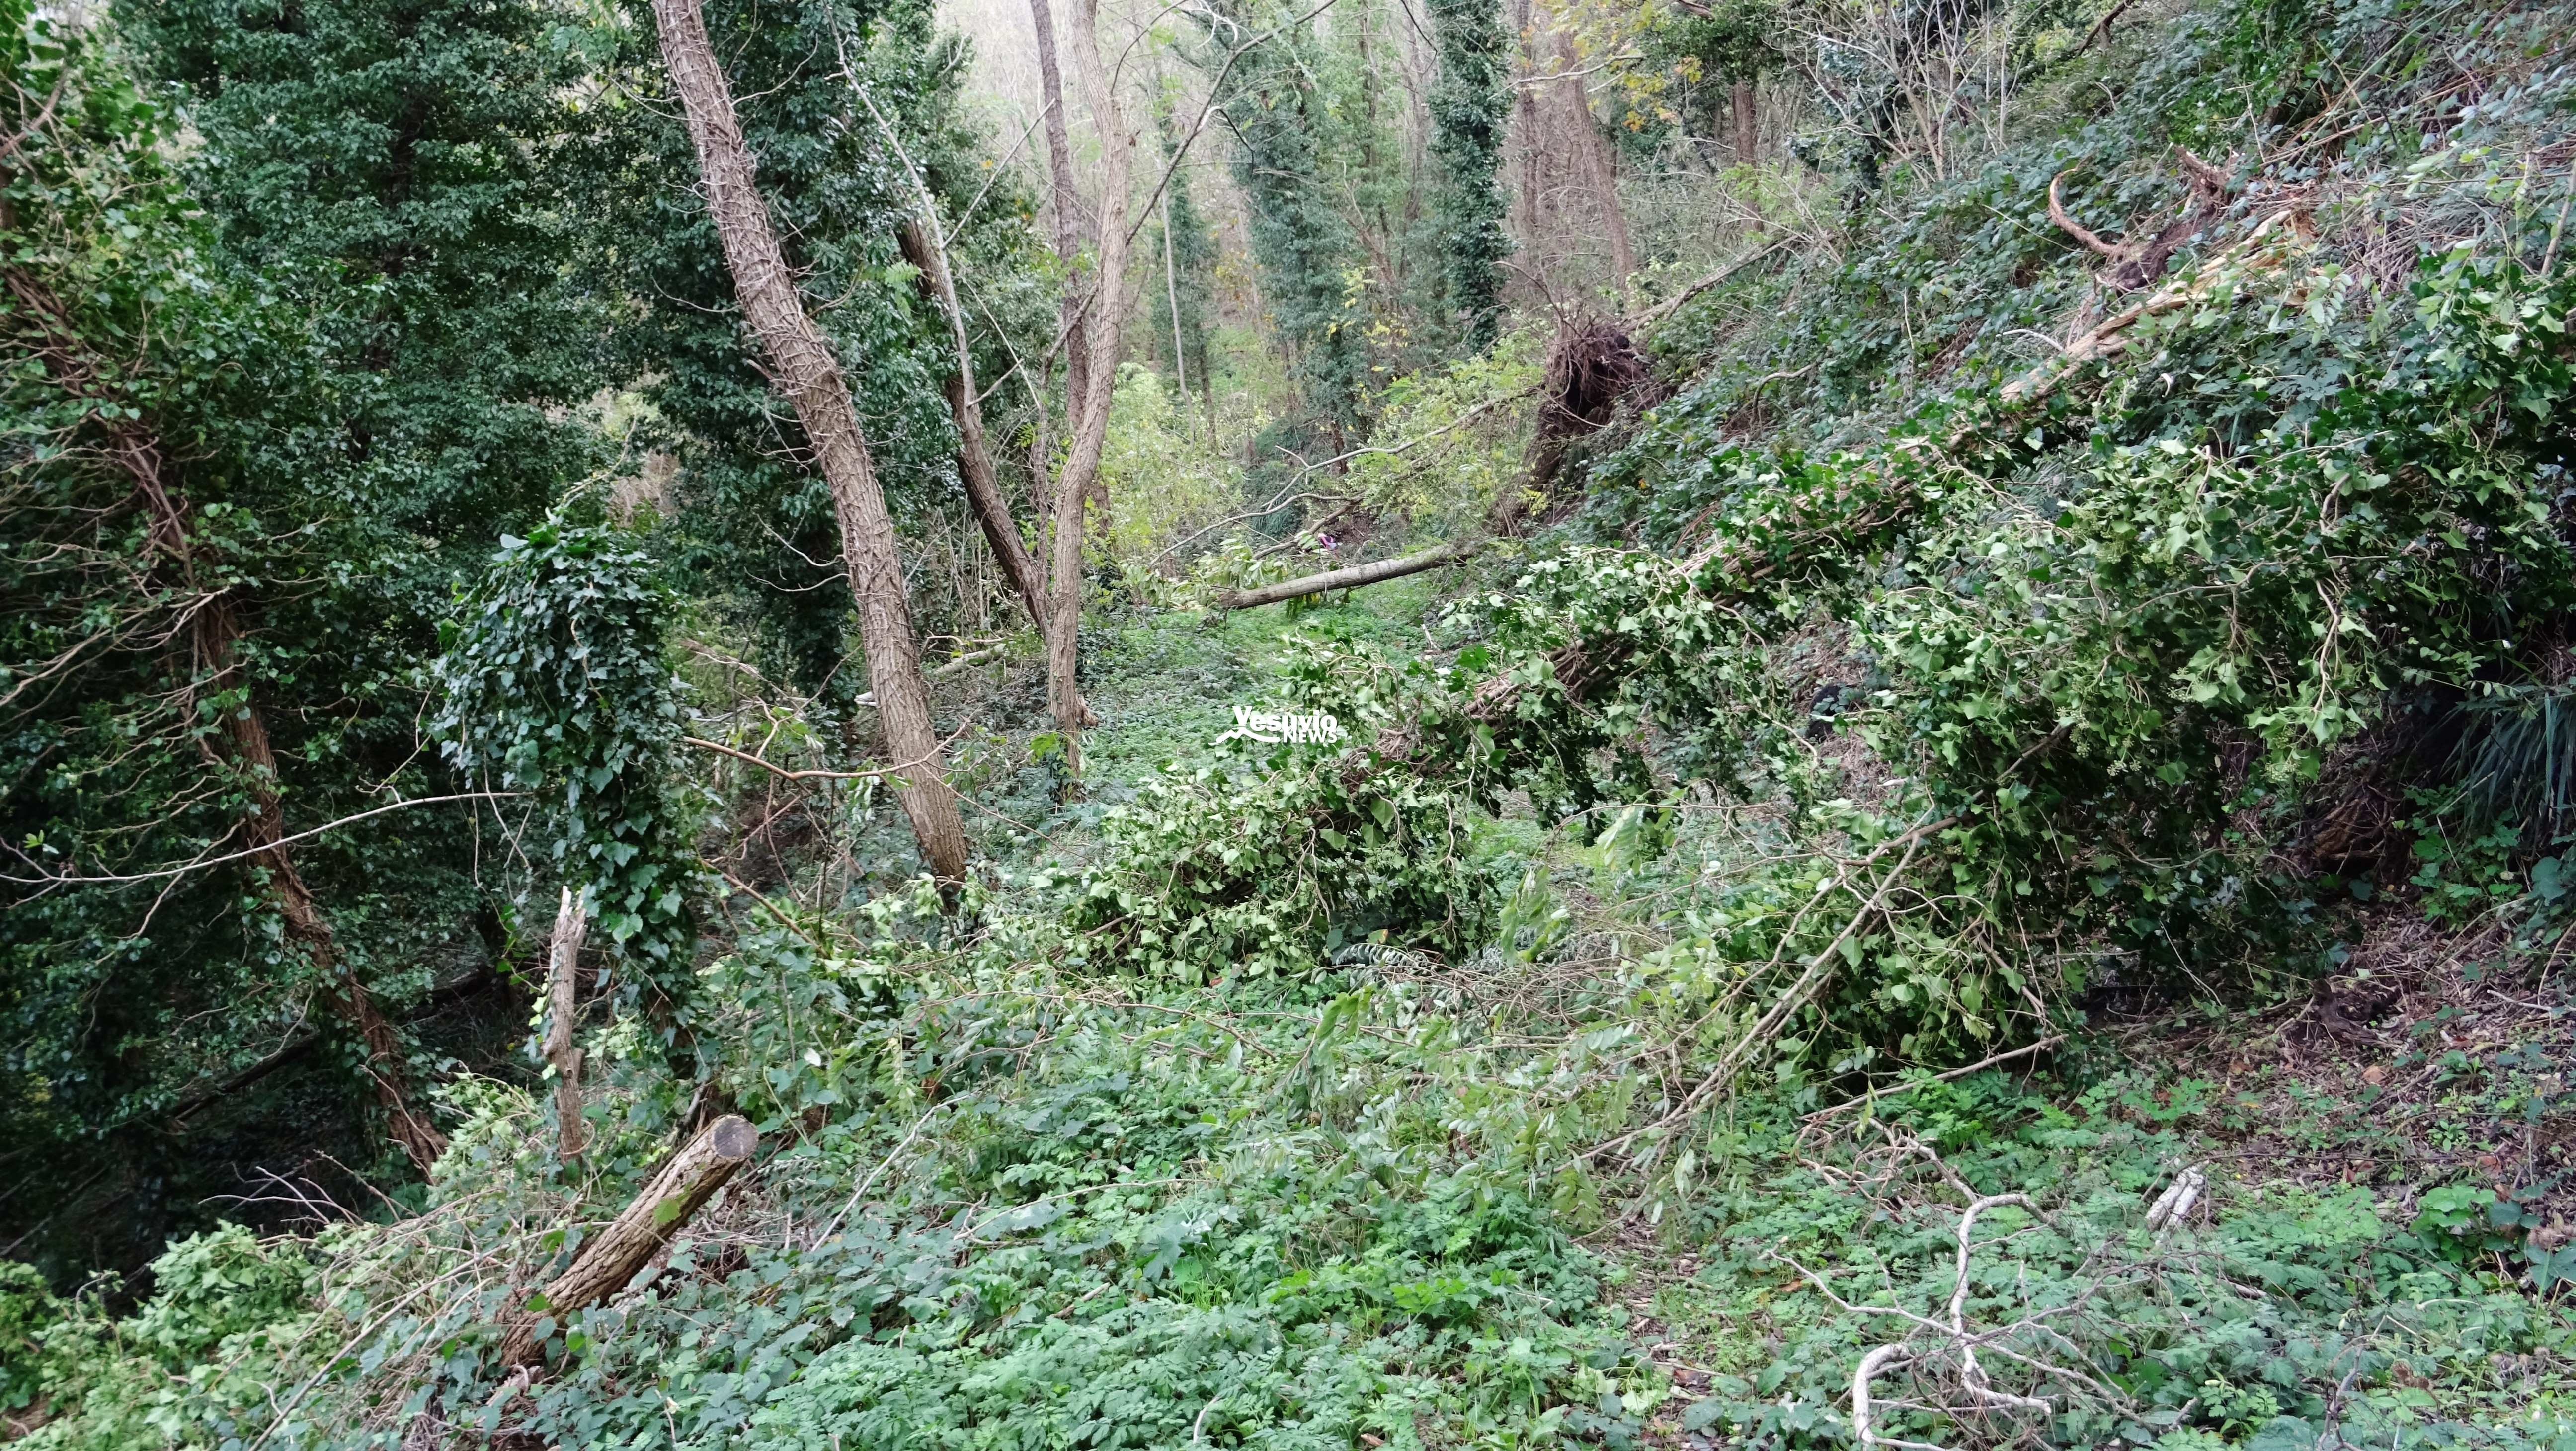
left=4, top=0, right=2575, bottom=1443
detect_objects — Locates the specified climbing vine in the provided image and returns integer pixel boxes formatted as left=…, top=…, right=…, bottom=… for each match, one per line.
left=1424, top=0, right=1511, bottom=349
left=431, top=522, right=693, bottom=994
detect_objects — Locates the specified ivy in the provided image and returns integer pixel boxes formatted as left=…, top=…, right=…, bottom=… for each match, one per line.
left=431, top=522, right=692, bottom=991
left=1424, top=0, right=1511, bottom=350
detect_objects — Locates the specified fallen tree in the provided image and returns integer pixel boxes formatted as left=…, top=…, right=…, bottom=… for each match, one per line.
left=1205, top=538, right=1484, bottom=613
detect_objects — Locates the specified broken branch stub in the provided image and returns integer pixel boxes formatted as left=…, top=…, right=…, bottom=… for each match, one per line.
left=498, top=1114, right=759, bottom=1367
left=544, top=887, right=588, bottom=1161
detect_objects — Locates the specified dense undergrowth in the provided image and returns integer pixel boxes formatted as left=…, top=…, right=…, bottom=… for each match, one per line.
left=8, top=0, right=2576, bottom=1445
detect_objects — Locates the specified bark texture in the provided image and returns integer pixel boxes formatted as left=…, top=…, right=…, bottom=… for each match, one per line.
left=651, top=0, right=969, bottom=881
left=1034, top=0, right=1134, bottom=770
left=1555, top=32, right=1634, bottom=296
left=1028, top=0, right=1092, bottom=413
left=498, top=1114, right=759, bottom=1366
left=543, top=886, right=588, bottom=1161
left=1207, top=540, right=1482, bottom=613
left=1732, top=80, right=1757, bottom=163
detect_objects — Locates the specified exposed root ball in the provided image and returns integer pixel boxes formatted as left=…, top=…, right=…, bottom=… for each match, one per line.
left=1522, top=319, right=1646, bottom=518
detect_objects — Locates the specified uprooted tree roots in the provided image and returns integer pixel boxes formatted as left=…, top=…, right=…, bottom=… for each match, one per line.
left=1523, top=318, right=1647, bottom=516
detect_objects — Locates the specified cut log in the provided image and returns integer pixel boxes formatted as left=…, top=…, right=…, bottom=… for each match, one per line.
left=1206, top=540, right=1481, bottom=614
left=543, top=887, right=588, bottom=1161
left=498, top=1114, right=758, bottom=1366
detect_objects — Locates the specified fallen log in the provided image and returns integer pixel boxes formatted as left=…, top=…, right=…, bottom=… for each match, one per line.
left=498, top=1114, right=759, bottom=1366
left=1206, top=538, right=1481, bottom=613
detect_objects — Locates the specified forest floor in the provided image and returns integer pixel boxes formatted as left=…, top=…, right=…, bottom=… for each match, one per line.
left=890, top=579, right=2576, bottom=1450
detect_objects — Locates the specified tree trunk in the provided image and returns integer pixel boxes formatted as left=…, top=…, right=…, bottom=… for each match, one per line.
left=1207, top=540, right=1481, bottom=612
left=9, top=265, right=446, bottom=1171
left=895, top=219, right=1046, bottom=626
left=1029, top=0, right=1092, bottom=414
left=651, top=0, right=969, bottom=883
left=543, top=886, right=588, bottom=1161
left=1038, top=0, right=1136, bottom=771
left=193, top=594, right=450, bottom=1172
left=1732, top=79, right=1756, bottom=163
left=498, top=1115, right=758, bottom=1366
left=1508, top=0, right=1542, bottom=261
left=1555, top=32, right=1634, bottom=298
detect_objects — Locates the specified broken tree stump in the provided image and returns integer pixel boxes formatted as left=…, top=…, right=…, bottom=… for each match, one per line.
left=497, top=1114, right=758, bottom=1366
left=543, top=887, right=588, bottom=1161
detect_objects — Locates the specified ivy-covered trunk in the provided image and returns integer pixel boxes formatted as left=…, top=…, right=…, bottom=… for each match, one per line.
left=649, top=0, right=969, bottom=882
left=1426, top=0, right=1512, bottom=349
left=190, top=595, right=447, bottom=1172
left=7, top=249, right=447, bottom=1172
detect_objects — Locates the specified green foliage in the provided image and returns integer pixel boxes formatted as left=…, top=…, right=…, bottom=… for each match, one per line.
left=1424, top=0, right=1511, bottom=349
left=3, top=0, right=508, bottom=1273
left=1662, top=1077, right=2576, bottom=1449
left=123, top=0, right=625, bottom=566
left=1048, top=731, right=1492, bottom=980
left=1148, top=105, right=1220, bottom=400
left=610, top=0, right=1047, bottom=705
left=6, top=1226, right=320, bottom=1451
left=1584, top=0, right=2576, bottom=1005
left=0, top=1261, right=62, bottom=1416
left=1203, top=0, right=1447, bottom=438
left=432, top=520, right=691, bottom=980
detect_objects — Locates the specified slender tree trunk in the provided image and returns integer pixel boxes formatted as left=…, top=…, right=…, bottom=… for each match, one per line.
left=651, top=0, right=969, bottom=882
left=1208, top=539, right=1480, bottom=612
left=1555, top=31, right=1633, bottom=299
left=1732, top=79, right=1757, bottom=163
left=1030, top=0, right=1134, bottom=771
left=1162, top=189, right=1189, bottom=414
left=1509, top=0, right=1541, bottom=255
left=1029, top=0, right=1091, bottom=413
left=895, top=219, right=1046, bottom=626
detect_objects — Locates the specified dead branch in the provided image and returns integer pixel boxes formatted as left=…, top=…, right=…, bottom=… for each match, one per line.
left=1803, top=1035, right=2068, bottom=1122
left=2046, top=171, right=2122, bottom=258
left=543, top=887, right=588, bottom=1162
left=1997, top=207, right=2309, bottom=408
left=1582, top=818, right=1952, bottom=1163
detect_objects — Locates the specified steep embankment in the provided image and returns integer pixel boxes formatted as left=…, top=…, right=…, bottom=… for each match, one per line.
left=8, top=0, right=2576, bottom=1447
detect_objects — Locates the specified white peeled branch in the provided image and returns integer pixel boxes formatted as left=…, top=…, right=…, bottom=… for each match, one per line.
left=2144, top=1165, right=2208, bottom=1233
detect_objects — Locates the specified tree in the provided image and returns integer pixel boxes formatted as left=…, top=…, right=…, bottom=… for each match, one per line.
left=4, top=0, right=481, bottom=1274
left=1147, top=101, right=1218, bottom=410
left=1022, top=0, right=1136, bottom=775
left=649, top=0, right=972, bottom=882
left=1425, top=0, right=1513, bottom=348
left=1216, top=5, right=1369, bottom=440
